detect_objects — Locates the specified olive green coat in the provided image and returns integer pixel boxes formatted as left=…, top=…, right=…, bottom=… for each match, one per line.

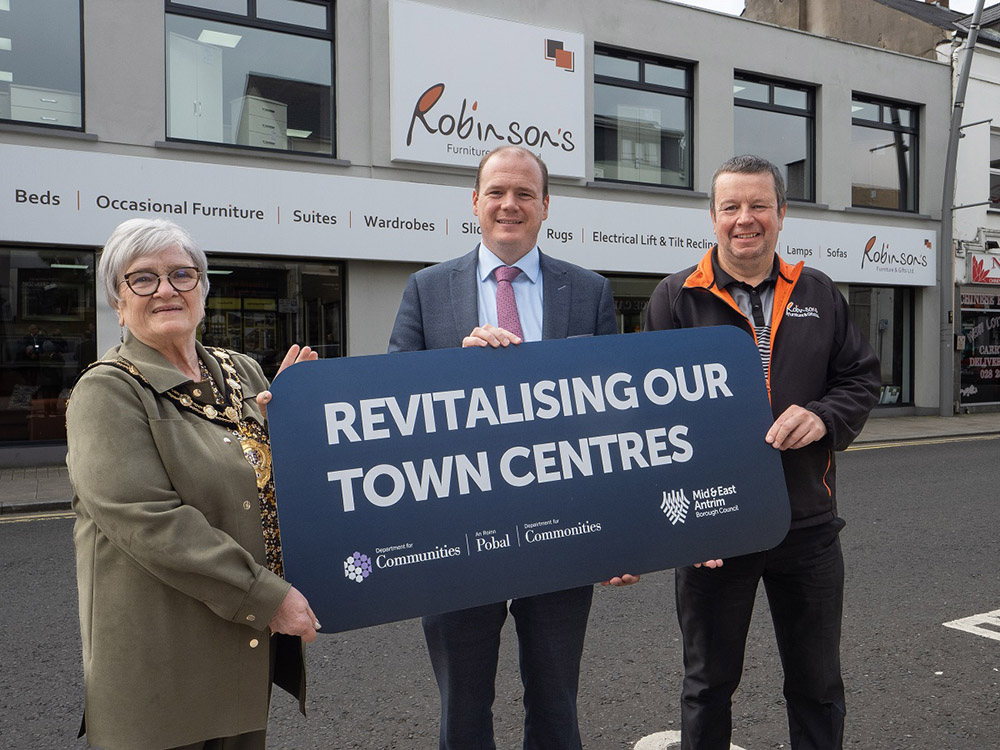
left=67, top=334, right=304, bottom=750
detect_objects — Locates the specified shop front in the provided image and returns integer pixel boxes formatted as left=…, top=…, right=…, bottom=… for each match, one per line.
left=0, top=244, right=344, bottom=447
left=959, top=270, right=1000, bottom=408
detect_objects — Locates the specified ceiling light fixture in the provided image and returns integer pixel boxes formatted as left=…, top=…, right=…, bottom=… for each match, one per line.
left=198, top=29, right=242, bottom=48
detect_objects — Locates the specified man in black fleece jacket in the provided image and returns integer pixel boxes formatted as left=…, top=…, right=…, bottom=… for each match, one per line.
left=645, top=155, right=880, bottom=750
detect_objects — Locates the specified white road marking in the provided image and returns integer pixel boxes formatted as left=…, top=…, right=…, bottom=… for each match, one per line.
left=943, top=609, right=1000, bottom=642
left=634, top=731, right=746, bottom=750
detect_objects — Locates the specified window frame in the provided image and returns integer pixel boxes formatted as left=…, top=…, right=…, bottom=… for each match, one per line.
left=733, top=71, right=816, bottom=203
left=593, top=44, right=694, bottom=190
left=163, top=0, right=336, bottom=156
left=850, top=92, right=920, bottom=213
left=989, top=127, right=1000, bottom=213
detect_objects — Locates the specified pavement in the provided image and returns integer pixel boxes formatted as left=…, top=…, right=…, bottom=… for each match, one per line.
left=1, top=412, right=998, bottom=516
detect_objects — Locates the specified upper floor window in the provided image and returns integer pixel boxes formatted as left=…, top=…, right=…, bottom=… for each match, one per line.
left=734, top=73, right=815, bottom=202
left=851, top=95, right=918, bottom=212
left=0, top=0, right=83, bottom=130
left=165, top=1, right=334, bottom=156
left=594, top=46, right=693, bottom=189
left=990, top=128, right=1000, bottom=212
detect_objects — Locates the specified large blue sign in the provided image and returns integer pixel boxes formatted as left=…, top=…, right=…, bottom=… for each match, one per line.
left=269, top=327, right=790, bottom=633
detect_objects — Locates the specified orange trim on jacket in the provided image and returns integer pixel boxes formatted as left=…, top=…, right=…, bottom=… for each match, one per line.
left=682, top=252, right=804, bottom=397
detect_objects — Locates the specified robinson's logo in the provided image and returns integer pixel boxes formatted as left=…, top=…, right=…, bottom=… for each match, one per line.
left=344, top=551, right=372, bottom=584
left=861, top=235, right=929, bottom=272
left=405, top=82, right=575, bottom=152
left=785, top=301, right=820, bottom=319
left=660, top=489, right=690, bottom=525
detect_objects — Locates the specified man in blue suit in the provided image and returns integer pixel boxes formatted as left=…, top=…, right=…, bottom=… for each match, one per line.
left=389, top=145, right=635, bottom=750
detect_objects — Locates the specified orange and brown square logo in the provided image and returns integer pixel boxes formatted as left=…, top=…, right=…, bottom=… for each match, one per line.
left=545, top=39, right=575, bottom=72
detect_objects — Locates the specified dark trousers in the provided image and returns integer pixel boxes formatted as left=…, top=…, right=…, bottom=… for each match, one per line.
left=169, top=730, right=266, bottom=750
left=676, top=519, right=846, bottom=750
left=422, top=585, right=594, bottom=750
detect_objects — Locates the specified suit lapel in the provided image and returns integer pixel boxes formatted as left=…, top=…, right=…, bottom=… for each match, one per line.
left=541, top=251, right=570, bottom=341
left=450, top=247, right=481, bottom=342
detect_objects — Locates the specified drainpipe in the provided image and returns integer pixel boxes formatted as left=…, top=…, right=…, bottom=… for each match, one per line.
left=939, top=0, right=985, bottom=416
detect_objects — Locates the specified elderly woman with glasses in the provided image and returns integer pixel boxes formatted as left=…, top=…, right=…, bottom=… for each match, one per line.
left=67, top=218, right=318, bottom=750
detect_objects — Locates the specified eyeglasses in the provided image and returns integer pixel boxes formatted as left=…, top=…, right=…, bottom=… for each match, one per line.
left=122, top=267, right=201, bottom=296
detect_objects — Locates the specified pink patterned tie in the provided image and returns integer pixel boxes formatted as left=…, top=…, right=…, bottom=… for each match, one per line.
left=494, top=266, right=523, bottom=339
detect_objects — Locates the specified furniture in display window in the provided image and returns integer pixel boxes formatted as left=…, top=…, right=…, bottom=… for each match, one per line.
left=231, top=95, right=288, bottom=150
left=9, top=85, right=82, bottom=128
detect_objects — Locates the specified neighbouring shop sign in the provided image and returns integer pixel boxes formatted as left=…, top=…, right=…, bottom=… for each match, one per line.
left=960, top=288, right=1000, bottom=405
left=0, top=143, right=936, bottom=285
left=389, top=0, right=586, bottom=177
left=269, top=328, right=790, bottom=632
left=969, top=252, right=1000, bottom=285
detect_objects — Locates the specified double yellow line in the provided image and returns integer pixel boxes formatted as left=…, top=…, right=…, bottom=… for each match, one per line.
left=0, top=510, right=74, bottom=525
left=848, top=433, right=999, bottom=451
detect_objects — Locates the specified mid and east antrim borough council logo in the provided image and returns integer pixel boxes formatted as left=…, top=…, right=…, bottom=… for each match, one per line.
left=344, top=552, right=372, bottom=584
left=660, top=489, right=690, bottom=525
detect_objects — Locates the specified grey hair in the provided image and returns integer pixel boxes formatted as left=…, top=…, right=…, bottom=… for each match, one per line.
left=98, top=218, right=210, bottom=308
left=709, top=155, right=787, bottom=214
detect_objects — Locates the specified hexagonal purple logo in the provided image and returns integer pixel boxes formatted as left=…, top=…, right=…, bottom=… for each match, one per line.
left=344, top=551, right=372, bottom=583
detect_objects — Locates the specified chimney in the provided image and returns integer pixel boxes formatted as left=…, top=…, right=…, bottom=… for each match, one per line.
left=927, top=0, right=950, bottom=7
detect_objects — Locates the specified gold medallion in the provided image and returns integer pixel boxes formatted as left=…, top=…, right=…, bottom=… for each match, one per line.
left=205, top=405, right=218, bottom=419
left=239, top=432, right=273, bottom=490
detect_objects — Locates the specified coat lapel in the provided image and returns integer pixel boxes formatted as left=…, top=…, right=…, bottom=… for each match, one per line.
left=449, top=247, right=481, bottom=342
left=541, top=252, right=570, bottom=341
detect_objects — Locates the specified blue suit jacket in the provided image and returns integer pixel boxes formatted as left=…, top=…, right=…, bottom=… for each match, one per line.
left=388, top=247, right=617, bottom=352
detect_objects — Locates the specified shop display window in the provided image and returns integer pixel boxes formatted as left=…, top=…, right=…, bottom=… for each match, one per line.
left=165, top=0, right=335, bottom=155
left=0, top=0, right=84, bottom=130
left=607, top=274, right=661, bottom=333
left=851, top=94, right=918, bottom=212
left=849, top=285, right=913, bottom=406
left=734, top=73, right=815, bottom=202
left=594, top=46, right=693, bottom=188
left=960, top=288, right=1000, bottom=406
left=202, top=256, right=343, bottom=379
left=0, top=247, right=96, bottom=443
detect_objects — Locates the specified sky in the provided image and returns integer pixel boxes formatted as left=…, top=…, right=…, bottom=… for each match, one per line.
left=670, top=0, right=986, bottom=15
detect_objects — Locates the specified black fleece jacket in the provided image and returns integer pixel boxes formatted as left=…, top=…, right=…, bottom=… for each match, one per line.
left=645, top=248, right=880, bottom=529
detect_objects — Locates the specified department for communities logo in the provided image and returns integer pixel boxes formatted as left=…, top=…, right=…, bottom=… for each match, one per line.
left=544, top=39, right=575, bottom=72
left=785, top=301, right=820, bottom=319
left=344, top=552, right=372, bottom=584
left=660, top=489, right=690, bottom=525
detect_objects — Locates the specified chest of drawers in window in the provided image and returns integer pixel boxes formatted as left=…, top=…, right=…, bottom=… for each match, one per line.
left=10, top=85, right=82, bottom=127
left=232, top=95, right=288, bottom=149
